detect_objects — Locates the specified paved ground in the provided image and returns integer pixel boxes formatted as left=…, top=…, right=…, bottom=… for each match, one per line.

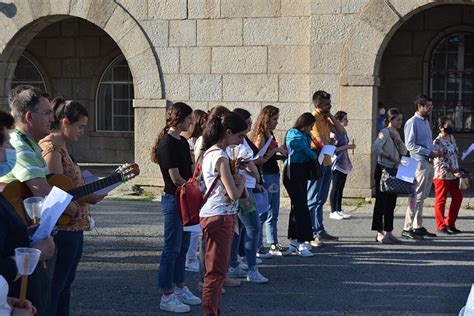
left=70, top=199, right=474, bottom=315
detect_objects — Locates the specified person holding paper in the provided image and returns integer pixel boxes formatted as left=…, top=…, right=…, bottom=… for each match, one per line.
left=2, top=86, right=78, bottom=316
left=0, top=108, right=54, bottom=315
left=403, top=95, right=442, bottom=240
left=39, top=97, right=105, bottom=316
left=432, top=117, right=463, bottom=235
left=151, top=102, right=201, bottom=313
left=329, top=111, right=356, bottom=220
left=308, top=91, right=346, bottom=245
left=372, top=108, right=407, bottom=244
left=251, top=105, right=289, bottom=257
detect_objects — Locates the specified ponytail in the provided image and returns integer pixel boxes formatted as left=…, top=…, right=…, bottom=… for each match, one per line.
left=151, top=102, right=193, bottom=163
left=51, top=97, right=88, bottom=130
left=202, top=112, right=247, bottom=149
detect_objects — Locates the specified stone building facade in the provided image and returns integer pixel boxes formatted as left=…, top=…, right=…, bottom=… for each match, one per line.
left=0, top=0, right=473, bottom=197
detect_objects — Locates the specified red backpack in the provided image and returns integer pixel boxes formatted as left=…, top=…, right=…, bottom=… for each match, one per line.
left=176, top=149, right=220, bottom=226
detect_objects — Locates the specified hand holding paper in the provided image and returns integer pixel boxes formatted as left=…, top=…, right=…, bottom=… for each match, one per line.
left=318, top=145, right=336, bottom=164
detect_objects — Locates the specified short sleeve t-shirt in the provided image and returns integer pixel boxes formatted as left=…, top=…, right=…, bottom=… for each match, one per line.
left=199, top=148, right=238, bottom=217
left=0, top=129, right=49, bottom=183
left=156, top=134, right=193, bottom=195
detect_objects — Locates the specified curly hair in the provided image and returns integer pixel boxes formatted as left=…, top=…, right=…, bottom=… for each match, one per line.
left=251, top=105, right=279, bottom=144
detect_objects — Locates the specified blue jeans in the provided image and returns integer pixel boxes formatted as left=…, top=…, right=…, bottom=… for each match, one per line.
left=158, top=194, right=191, bottom=290
left=46, top=231, right=83, bottom=316
left=230, top=211, right=260, bottom=269
left=307, top=165, right=333, bottom=235
left=261, top=173, right=280, bottom=244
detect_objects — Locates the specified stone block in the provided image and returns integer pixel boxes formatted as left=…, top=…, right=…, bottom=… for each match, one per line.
left=62, top=59, right=81, bottom=77
left=28, top=0, right=51, bottom=20
left=311, top=14, right=355, bottom=44
left=221, top=0, right=280, bottom=18
left=341, top=48, right=377, bottom=77
left=135, top=140, right=163, bottom=183
left=310, top=43, right=342, bottom=74
left=50, top=0, right=70, bottom=14
left=163, top=74, right=190, bottom=101
left=382, top=56, right=422, bottom=80
left=155, top=47, right=179, bottom=74
left=273, top=102, right=312, bottom=130
left=344, top=119, right=375, bottom=155
left=345, top=153, right=374, bottom=197
left=223, top=74, right=278, bottom=102
left=211, top=102, right=262, bottom=119
left=341, top=0, right=368, bottom=14
left=281, top=0, right=311, bottom=16
left=61, top=19, right=79, bottom=37
left=268, top=46, right=309, bottom=74
left=116, top=25, right=151, bottom=60
left=190, top=74, right=222, bottom=101
left=26, top=38, right=46, bottom=57
left=80, top=58, right=101, bottom=77
left=180, top=47, right=211, bottom=74
left=339, top=86, right=376, bottom=122
left=279, top=74, right=310, bottom=103
left=127, top=49, right=163, bottom=98
left=309, top=74, right=339, bottom=105
left=87, top=0, right=117, bottom=28
left=42, top=59, right=62, bottom=77
left=197, top=19, right=242, bottom=46
left=133, top=99, right=167, bottom=109
left=384, top=31, right=413, bottom=56
left=76, top=38, right=100, bottom=57
left=69, top=0, right=92, bottom=19
left=212, top=47, right=267, bottom=74
left=46, top=38, right=74, bottom=57
left=52, top=78, right=72, bottom=97
left=72, top=78, right=91, bottom=98
left=311, top=0, right=341, bottom=15
left=134, top=107, right=166, bottom=142
left=188, top=0, right=220, bottom=19
left=389, top=0, right=436, bottom=18
left=104, top=5, right=138, bottom=44
left=343, top=20, right=386, bottom=56
left=148, top=0, right=187, bottom=20
left=91, top=136, right=132, bottom=150
left=424, top=5, right=463, bottom=31
left=141, top=20, right=168, bottom=47
left=244, top=17, right=310, bottom=46
left=116, top=0, right=148, bottom=20
left=169, top=20, right=197, bottom=47
left=359, top=1, right=401, bottom=35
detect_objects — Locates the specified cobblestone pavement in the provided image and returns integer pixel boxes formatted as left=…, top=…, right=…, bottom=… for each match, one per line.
left=71, top=200, right=474, bottom=315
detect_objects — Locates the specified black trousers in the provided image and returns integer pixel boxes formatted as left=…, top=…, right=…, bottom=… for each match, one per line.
left=330, top=169, right=347, bottom=213
left=283, top=163, right=313, bottom=243
left=371, top=164, right=397, bottom=232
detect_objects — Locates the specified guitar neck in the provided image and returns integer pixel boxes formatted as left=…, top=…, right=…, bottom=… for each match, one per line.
left=68, top=173, right=123, bottom=200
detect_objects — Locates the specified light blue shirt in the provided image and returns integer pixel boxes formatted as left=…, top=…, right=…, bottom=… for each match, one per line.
left=404, top=113, right=433, bottom=159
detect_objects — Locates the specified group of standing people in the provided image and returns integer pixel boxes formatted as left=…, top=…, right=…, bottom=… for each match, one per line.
left=153, top=90, right=361, bottom=315
left=0, top=85, right=105, bottom=316
left=372, top=95, right=465, bottom=244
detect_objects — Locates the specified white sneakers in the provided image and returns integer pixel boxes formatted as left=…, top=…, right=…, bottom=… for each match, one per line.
left=160, top=287, right=201, bottom=313
left=330, top=210, right=351, bottom=220
left=288, top=240, right=314, bottom=257
left=185, top=260, right=199, bottom=273
left=227, top=265, right=248, bottom=278
left=247, top=267, right=269, bottom=284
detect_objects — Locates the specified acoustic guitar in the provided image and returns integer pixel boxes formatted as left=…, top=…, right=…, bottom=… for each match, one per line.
left=2, top=163, right=140, bottom=225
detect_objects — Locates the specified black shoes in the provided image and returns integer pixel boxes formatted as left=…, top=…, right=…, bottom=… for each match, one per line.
left=447, top=226, right=461, bottom=234
left=401, top=230, right=423, bottom=240
left=414, top=227, right=437, bottom=238
left=436, top=228, right=454, bottom=235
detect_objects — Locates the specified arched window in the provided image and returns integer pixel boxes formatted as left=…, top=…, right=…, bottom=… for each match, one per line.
left=429, top=32, right=474, bottom=132
left=12, top=55, right=47, bottom=92
left=96, top=56, right=134, bottom=132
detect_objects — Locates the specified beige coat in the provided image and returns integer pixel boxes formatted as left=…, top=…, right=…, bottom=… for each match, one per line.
left=372, top=127, right=407, bottom=168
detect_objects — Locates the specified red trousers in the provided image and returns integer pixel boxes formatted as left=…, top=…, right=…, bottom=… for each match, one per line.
left=200, top=215, right=235, bottom=316
left=433, top=178, right=463, bottom=230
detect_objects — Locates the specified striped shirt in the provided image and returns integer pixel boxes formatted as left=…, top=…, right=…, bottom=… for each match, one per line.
left=0, top=129, right=49, bottom=183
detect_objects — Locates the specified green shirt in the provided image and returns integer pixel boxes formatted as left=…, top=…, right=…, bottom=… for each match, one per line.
left=0, top=129, right=49, bottom=183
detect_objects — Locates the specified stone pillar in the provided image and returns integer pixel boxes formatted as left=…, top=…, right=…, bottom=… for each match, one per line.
left=133, top=99, right=168, bottom=187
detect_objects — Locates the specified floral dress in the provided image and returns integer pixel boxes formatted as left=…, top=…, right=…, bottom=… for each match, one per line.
left=433, top=134, right=459, bottom=181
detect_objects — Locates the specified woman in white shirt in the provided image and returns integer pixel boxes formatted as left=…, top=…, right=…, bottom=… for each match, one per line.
left=200, top=112, right=247, bottom=316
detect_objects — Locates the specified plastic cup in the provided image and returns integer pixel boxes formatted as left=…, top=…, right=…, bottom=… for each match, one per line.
left=23, top=197, right=44, bottom=222
left=15, top=248, right=41, bottom=275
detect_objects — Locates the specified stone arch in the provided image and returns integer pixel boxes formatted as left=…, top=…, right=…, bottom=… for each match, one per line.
left=0, top=0, right=162, bottom=101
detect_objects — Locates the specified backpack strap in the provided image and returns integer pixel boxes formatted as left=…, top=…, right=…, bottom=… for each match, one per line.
left=199, top=147, right=223, bottom=203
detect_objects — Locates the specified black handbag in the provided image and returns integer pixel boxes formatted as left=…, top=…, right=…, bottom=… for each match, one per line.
left=307, top=159, right=323, bottom=181
left=380, top=167, right=414, bottom=195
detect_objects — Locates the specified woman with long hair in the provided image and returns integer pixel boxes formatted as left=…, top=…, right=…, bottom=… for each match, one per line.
left=432, top=117, right=463, bottom=234
left=151, top=102, right=201, bottom=313
left=183, top=109, right=208, bottom=273
left=372, top=108, right=407, bottom=244
left=251, top=105, right=288, bottom=257
left=200, top=112, right=247, bottom=316
left=283, top=113, right=317, bottom=257
left=39, top=97, right=105, bottom=316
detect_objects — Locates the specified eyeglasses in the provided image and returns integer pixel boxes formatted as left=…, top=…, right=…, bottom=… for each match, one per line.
left=31, top=110, right=53, bottom=116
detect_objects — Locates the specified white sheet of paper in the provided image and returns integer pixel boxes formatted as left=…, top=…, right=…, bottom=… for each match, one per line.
left=82, top=169, right=119, bottom=195
left=256, top=135, right=274, bottom=159
left=318, top=145, right=336, bottom=164
left=461, top=143, right=474, bottom=161
left=31, top=187, right=73, bottom=244
left=239, top=169, right=257, bottom=188
left=396, top=157, right=418, bottom=183
left=183, top=224, right=201, bottom=232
